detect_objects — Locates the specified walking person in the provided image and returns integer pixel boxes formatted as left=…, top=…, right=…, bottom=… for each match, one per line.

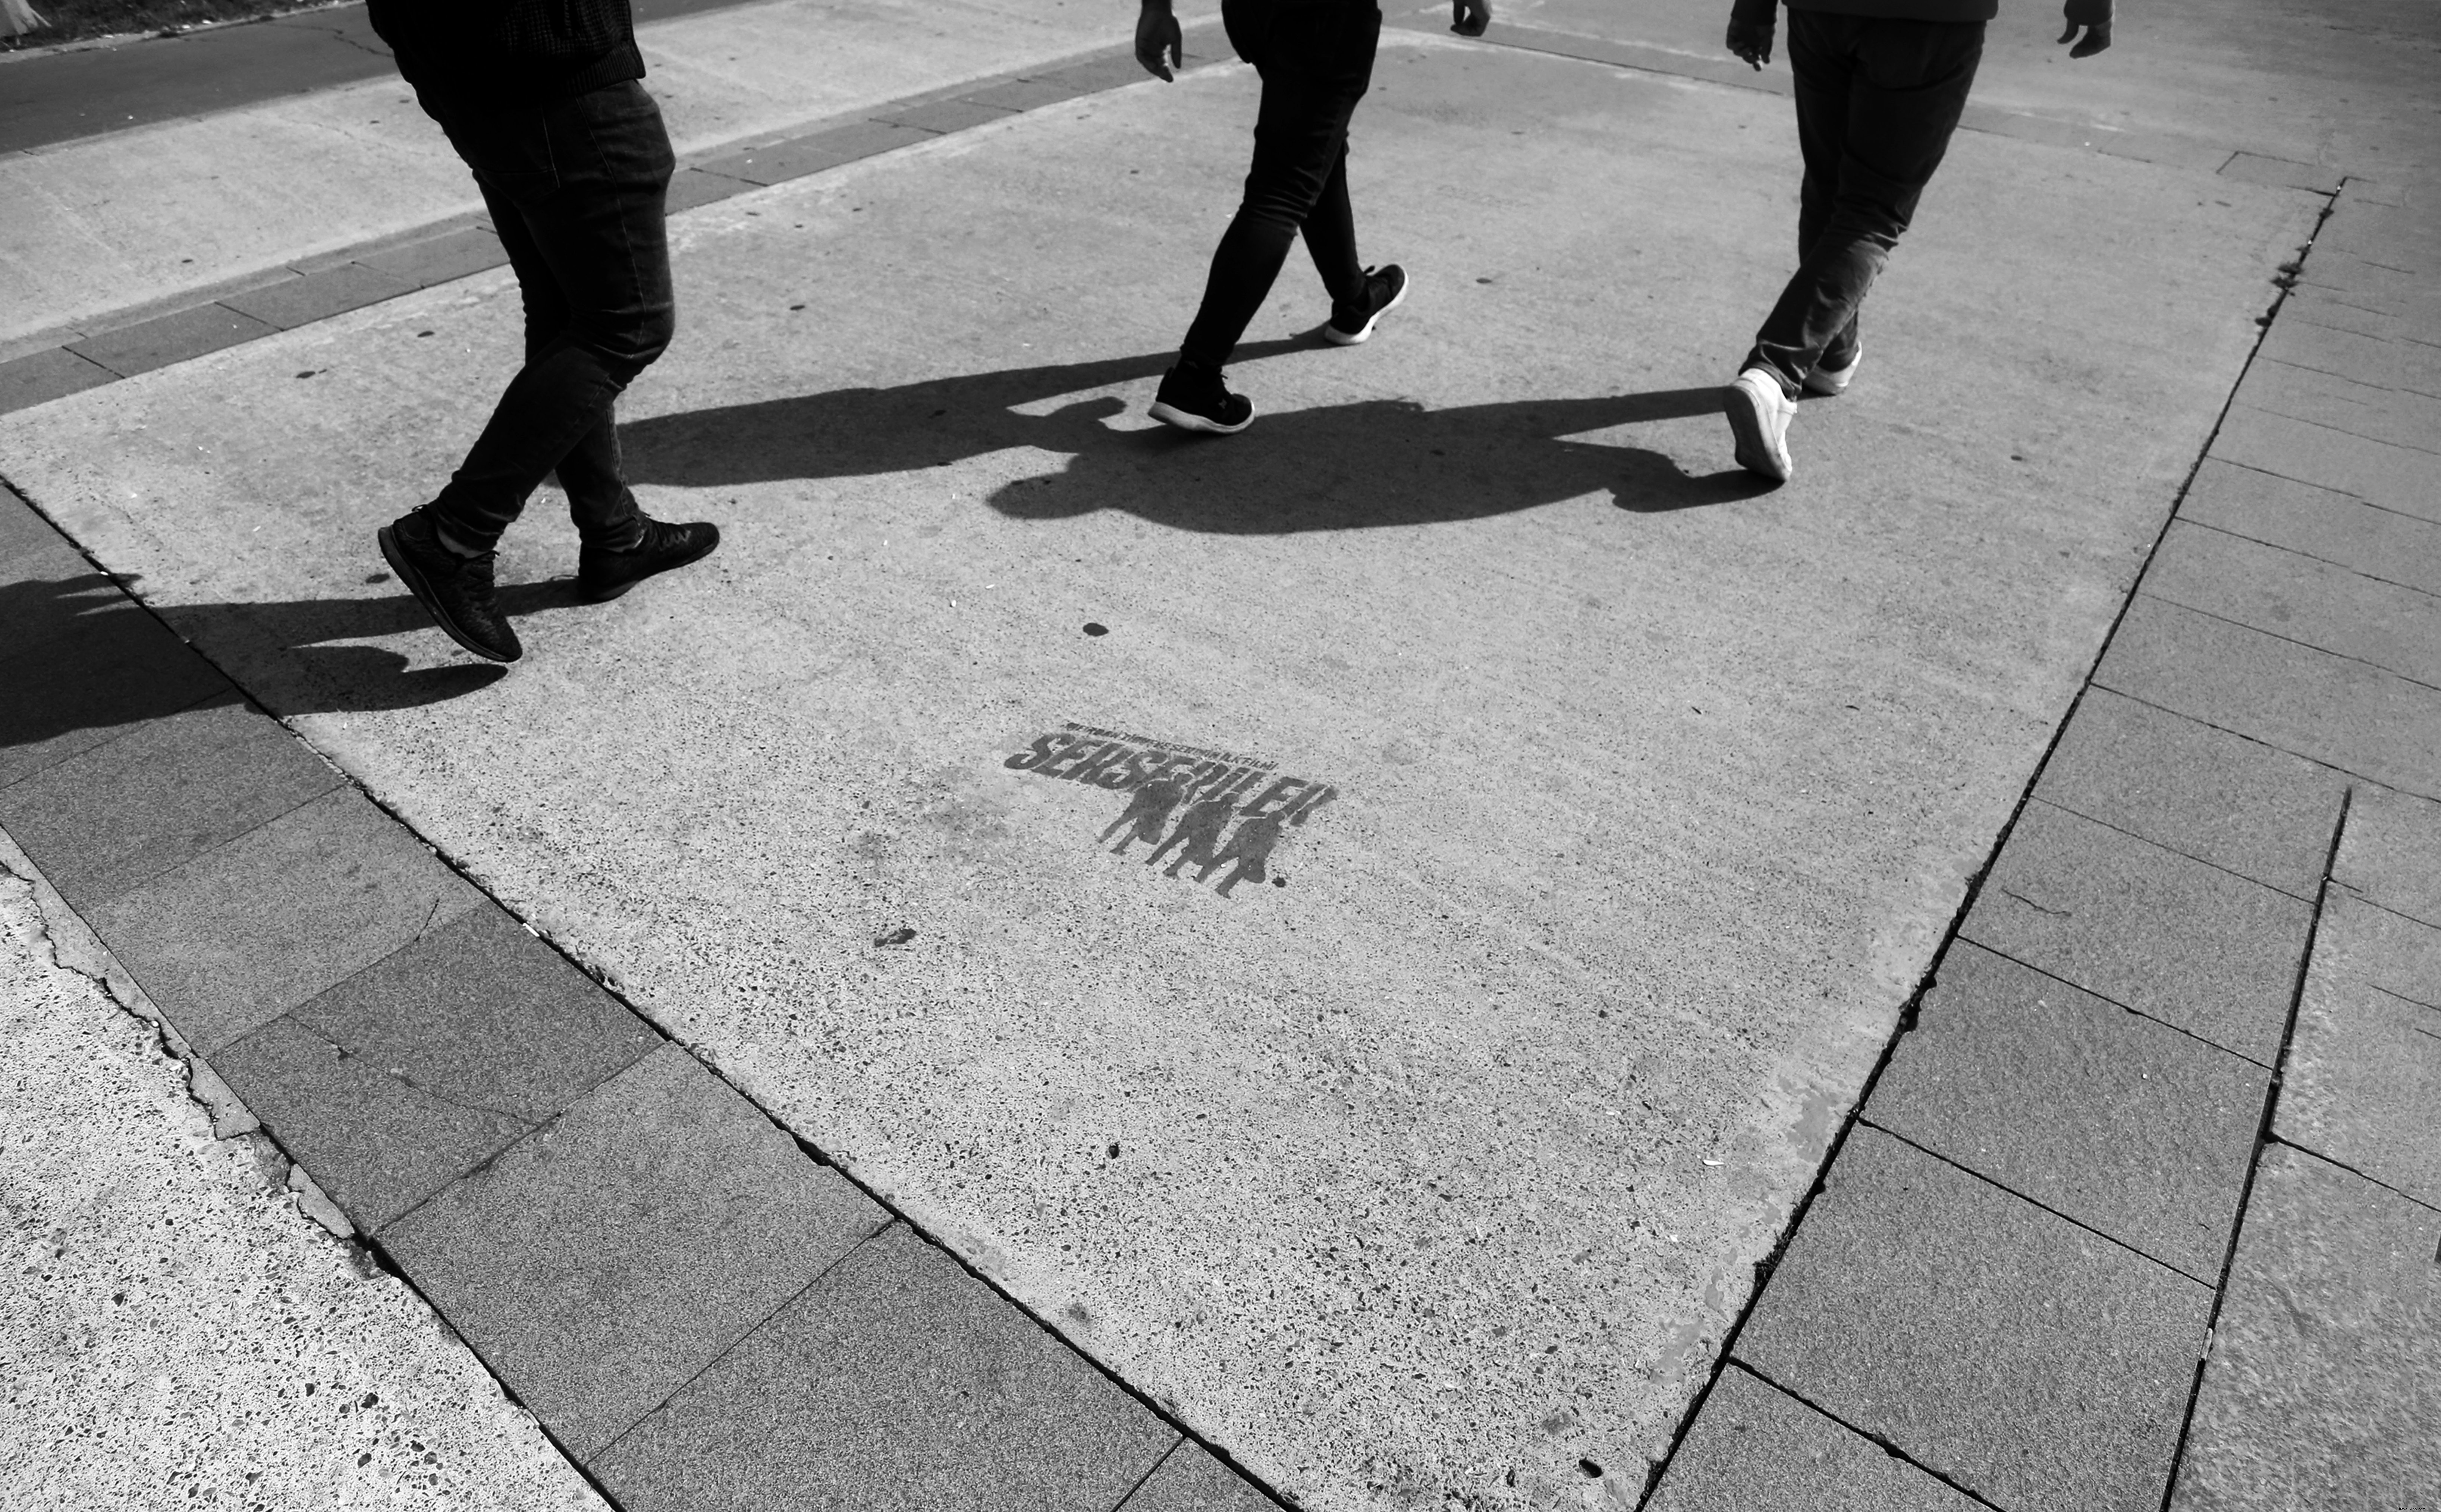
left=1133, top=0, right=1492, bottom=434
left=1719, top=0, right=2112, bottom=481
left=368, top=0, right=720, bottom=664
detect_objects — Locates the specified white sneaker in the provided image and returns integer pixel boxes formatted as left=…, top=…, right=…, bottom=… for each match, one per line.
left=1803, top=342, right=1862, bottom=397
left=1723, top=368, right=1795, bottom=482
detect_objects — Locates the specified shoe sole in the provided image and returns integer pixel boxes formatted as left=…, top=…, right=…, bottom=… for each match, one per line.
left=1722, top=382, right=1793, bottom=483
left=1322, top=268, right=1411, bottom=347
left=1802, top=355, right=1859, bottom=397
left=579, top=528, right=722, bottom=604
left=377, top=525, right=521, bottom=663
left=1149, top=398, right=1255, bottom=435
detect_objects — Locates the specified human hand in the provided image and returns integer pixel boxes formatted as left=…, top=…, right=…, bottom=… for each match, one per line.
left=1725, top=18, right=1773, bottom=68
left=2057, top=17, right=2110, bottom=56
left=1451, top=0, right=1490, bottom=37
left=1136, top=1, right=1182, bottom=81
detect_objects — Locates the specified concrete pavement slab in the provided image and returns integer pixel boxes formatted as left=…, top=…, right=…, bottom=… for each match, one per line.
left=2218, top=151, right=2344, bottom=193
left=354, top=226, right=510, bottom=292
left=2168, top=1147, right=2441, bottom=1512
left=0, top=596, right=232, bottom=791
left=2096, top=595, right=2441, bottom=798
left=2235, top=356, right=2441, bottom=455
left=1734, top=1126, right=2210, bottom=1512
left=594, top=1222, right=1176, bottom=1511
left=2274, top=890, right=2441, bottom=1208
left=1961, top=800, right=2312, bottom=1063
left=1121, top=1443, right=1279, bottom=1512
left=83, top=785, right=484, bottom=1053
left=0, top=692, right=342, bottom=910
left=67, top=302, right=280, bottom=378
left=2335, top=784, right=2441, bottom=929
left=378, top=1045, right=888, bottom=1458
left=0, top=34, right=2316, bottom=1508
left=2256, top=316, right=2441, bottom=399
left=2032, top=686, right=2344, bottom=899
left=2139, top=519, right=2441, bottom=684
left=2211, top=405, right=2441, bottom=525
left=0, top=346, right=114, bottom=414
left=223, top=260, right=423, bottom=332
left=1866, top=941, right=2268, bottom=1281
left=1645, top=1365, right=1979, bottom=1512
left=0, top=867, right=606, bottom=1512
left=2180, top=458, right=2441, bottom=599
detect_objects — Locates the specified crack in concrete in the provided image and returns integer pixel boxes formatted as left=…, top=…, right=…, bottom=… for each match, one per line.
left=1997, top=887, right=2072, bottom=919
left=288, top=1013, right=535, bottom=1128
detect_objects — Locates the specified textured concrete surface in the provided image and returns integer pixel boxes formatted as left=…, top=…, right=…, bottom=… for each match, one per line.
left=1646, top=1365, right=1978, bottom=1512
left=596, top=1222, right=1177, bottom=1511
left=0, top=26, right=2316, bottom=1506
left=0, top=866, right=606, bottom=1512
left=1122, top=1442, right=1279, bottom=1512
left=2337, top=783, right=2441, bottom=929
left=2276, top=889, right=2441, bottom=1208
left=2179, top=456, right=2441, bottom=603
left=2142, top=518, right=2441, bottom=685
left=0, top=596, right=229, bottom=789
left=2170, top=1146, right=2441, bottom=1512
left=1867, top=941, right=2268, bottom=1281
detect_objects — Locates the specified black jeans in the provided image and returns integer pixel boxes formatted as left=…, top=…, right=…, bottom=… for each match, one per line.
left=417, top=80, right=676, bottom=551
left=1178, top=0, right=1380, bottom=371
left=1744, top=11, right=1983, bottom=396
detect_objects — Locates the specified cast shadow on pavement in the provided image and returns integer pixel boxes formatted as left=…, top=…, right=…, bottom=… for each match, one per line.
left=619, top=344, right=1773, bottom=530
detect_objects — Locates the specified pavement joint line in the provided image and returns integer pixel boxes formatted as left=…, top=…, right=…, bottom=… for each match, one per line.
left=2228, top=391, right=2441, bottom=462
left=2178, top=515, right=2441, bottom=609
left=2255, top=352, right=2441, bottom=405
left=2024, top=792, right=2329, bottom=903
left=2261, top=1131, right=2441, bottom=1219
left=1708, top=1360, right=2013, bottom=1512
left=1947, top=937, right=2282, bottom=1069
left=2131, top=588, right=2441, bottom=696
left=2085, top=679, right=2441, bottom=807
left=2198, top=456, right=2439, bottom=527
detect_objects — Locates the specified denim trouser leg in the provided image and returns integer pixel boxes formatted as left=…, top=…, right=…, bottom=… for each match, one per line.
left=1179, top=0, right=1380, bottom=371
left=422, top=81, right=676, bottom=551
left=1744, top=13, right=1983, bottom=396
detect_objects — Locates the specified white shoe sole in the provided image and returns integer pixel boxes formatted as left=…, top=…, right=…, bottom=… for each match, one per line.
left=1722, top=379, right=1793, bottom=482
left=1149, top=397, right=1254, bottom=435
left=1322, top=268, right=1411, bottom=346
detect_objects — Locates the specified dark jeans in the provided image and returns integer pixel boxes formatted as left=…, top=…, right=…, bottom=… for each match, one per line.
left=1178, top=0, right=1380, bottom=371
left=1744, top=11, right=1983, bottom=396
left=417, top=80, right=676, bottom=551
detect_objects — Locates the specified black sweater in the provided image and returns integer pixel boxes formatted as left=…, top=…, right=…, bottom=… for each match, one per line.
left=368, top=0, right=645, bottom=103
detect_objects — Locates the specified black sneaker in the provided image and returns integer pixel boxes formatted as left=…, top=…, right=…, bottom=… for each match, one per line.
left=1148, top=364, right=1255, bottom=435
left=1323, top=263, right=1410, bottom=346
left=378, top=510, right=522, bottom=663
left=577, top=515, right=721, bottom=603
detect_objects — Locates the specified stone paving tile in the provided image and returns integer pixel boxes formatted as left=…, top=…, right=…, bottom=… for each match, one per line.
left=84, top=786, right=483, bottom=1053
left=1118, top=1442, right=1275, bottom=1512
left=2336, top=784, right=2441, bottom=928
left=703, top=119, right=934, bottom=186
left=355, top=225, right=508, bottom=290
left=2216, top=151, right=2343, bottom=193
left=66, top=303, right=279, bottom=379
left=2095, top=595, right=2441, bottom=798
left=2235, top=357, right=2441, bottom=455
left=0, top=346, right=114, bottom=415
left=1962, top=800, right=2311, bottom=1064
left=2033, top=686, right=2344, bottom=899
left=960, top=75, right=1094, bottom=113
left=1645, top=1365, right=1979, bottom=1512
left=0, top=598, right=232, bottom=791
left=2274, top=890, right=2441, bottom=1208
left=1868, top=942, right=2268, bottom=1280
left=2139, top=520, right=2441, bottom=684
left=2301, top=253, right=2441, bottom=316
left=665, top=166, right=742, bottom=212
left=2168, top=1146, right=2440, bottom=1512
left=2181, top=458, right=2441, bottom=598
left=212, top=1013, right=530, bottom=1231
left=0, top=537, right=104, bottom=637
left=381, top=1045, right=887, bottom=1459
left=1734, top=1127, right=2210, bottom=1512
left=2212, top=404, right=2441, bottom=525
left=2256, top=316, right=2441, bottom=398
left=593, top=1221, right=1175, bottom=1512
left=2281, top=285, right=2408, bottom=343
left=0, top=693, right=340, bottom=910
left=879, top=97, right=1018, bottom=135
left=220, top=261, right=418, bottom=331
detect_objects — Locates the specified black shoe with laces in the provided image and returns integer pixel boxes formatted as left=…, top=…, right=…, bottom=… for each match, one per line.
left=1323, top=263, right=1409, bottom=346
left=378, top=509, right=522, bottom=663
left=1148, top=363, right=1255, bottom=435
left=577, top=514, right=722, bottom=603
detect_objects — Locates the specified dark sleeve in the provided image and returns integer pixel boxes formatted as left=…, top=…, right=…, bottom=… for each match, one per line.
left=1729, top=0, right=1779, bottom=27
left=2062, top=0, right=2111, bottom=22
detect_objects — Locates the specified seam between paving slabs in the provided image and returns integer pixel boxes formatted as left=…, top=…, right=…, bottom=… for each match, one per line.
left=2135, top=591, right=2441, bottom=695
left=2176, top=514, right=2441, bottom=605
left=1626, top=176, right=2343, bottom=1512
left=1949, top=941, right=2283, bottom=1069
left=0, top=485, right=1290, bottom=1512
left=2014, top=793, right=2326, bottom=903
left=1727, top=1360, right=2012, bottom=1512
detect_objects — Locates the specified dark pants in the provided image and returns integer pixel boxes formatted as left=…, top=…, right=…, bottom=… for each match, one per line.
left=1744, top=11, right=1983, bottom=396
left=1178, top=0, right=1380, bottom=371
left=417, top=80, right=676, bottom=551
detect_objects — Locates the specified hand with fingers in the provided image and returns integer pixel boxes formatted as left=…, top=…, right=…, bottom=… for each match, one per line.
left=1725, top=17, right=1773, bottom=69
left=1451, top=0, right=1491, bottom=37
left=1136, top=0, right=1182, bottom=81
left=2058, top=0, right=2112, bottom=56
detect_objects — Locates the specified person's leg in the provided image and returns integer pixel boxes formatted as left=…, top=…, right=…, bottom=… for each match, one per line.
left=1300, top=139, right=1363, bottom=303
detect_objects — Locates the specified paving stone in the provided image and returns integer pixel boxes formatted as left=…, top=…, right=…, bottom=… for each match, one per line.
left=1118, top=1442, right=1273, bottom=1512
left=2095, top=595, right=2441, bottom=798
left=0, top=536, right=98, bottom=627
left=0, top=346, right=114, bottom=415
left=2335, top=784, right=2441, bottom=928
left=958, top=75, right=1093, bottom=113
left=2168, top=1147, right=2441, bottom=1512
left=290, top=903, right=660, bottom=1125
left=2181, top=458, right=2441, bottom=599
left=2217, top=151, right=2343, bottom=193
left=1645, top=1366, right=1979, bottom=1512
left=698, top=119, right=932, bottom=186
left=0, top=693, right=339, bottom=909
left=219, top=261, right=417, bottom=330
left=2034, top=686, right=2344, bottom=899
left=0, top=598, right=230, bottom=791
left=212, top=1014, right=530, bottom=1231
left=356, top=224, right=508, bottom=290
left=84, top=787, right=483, bottom=1053
left=1024, top=51, right=1162, bottom=97
left=2315, top=196, right=2440, bottom=277
left=2139, top=520, right=2441, bottom=684
left=2212, top=404, right=2441, bottom=525
left=2236, top=357, right=2441, bottom=455
left=1735, top=1127, right=2209, bottom=1512
left=2281, top=284, right=2406, bottom=343
left=878, top=97, right=1018, bottom=135
left=593, top=1220, right=1174, bottom=1511
left=1869, top=942, right=2266, bottom=1279
left=2300, top=254, right=2441, bottom=317
left=66, top=303, right=279, bottom=378
left=2257, top=317, right=2441, bottom=398
left=664, top=166, right=742, bottom=212
left=2274, top=891, right=2441, bottom=1208
left=1962, top=800, right=2312, bottom=1064
left=380, top=1045, right=886, bottom=1458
